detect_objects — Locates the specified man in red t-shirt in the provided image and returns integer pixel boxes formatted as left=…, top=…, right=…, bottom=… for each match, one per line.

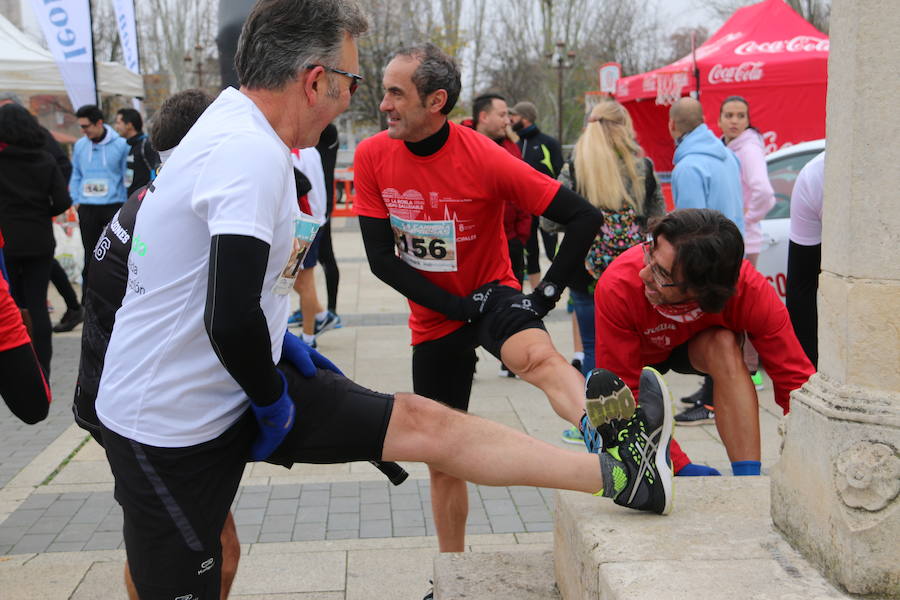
left=355, top=43, right=676, bottom=556
left=595, top=209, right=815, bottom=476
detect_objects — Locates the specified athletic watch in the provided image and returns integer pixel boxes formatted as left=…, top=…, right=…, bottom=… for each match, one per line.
left=534, top=280, right=560, bottom=302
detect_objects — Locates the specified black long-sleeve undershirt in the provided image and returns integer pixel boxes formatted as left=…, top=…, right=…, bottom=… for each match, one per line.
left=204, top=234, right=282, bottom=406
left=360, top=185, right=601, bottom=319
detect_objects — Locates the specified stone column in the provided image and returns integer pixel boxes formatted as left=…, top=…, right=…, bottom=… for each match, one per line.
left=770, top=1, right=900, bottom=597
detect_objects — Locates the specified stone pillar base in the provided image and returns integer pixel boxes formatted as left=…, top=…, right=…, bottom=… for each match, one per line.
left=771, top=373, right=900, bottom=597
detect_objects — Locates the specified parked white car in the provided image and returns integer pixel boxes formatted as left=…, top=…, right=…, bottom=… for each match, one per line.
left=755, top=139, right=826, bottom=301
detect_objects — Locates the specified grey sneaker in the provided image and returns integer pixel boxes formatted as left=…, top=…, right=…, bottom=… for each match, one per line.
left=598, top=367, right=674, bottom=515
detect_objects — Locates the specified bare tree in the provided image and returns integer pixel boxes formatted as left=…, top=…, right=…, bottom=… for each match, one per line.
left=664, top=25, right=709, bottom=65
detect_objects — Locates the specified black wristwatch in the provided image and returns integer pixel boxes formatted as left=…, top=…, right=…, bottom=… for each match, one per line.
left=534, top=280, right=561, bottom=302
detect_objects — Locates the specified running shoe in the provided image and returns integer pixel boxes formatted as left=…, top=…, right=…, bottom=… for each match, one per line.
left=598, top=367, right=674, bottom=515
left=680, top=375, right=712, bottom=405
left=52, top=307, right=84, bottom=333
left=498, top=364, right=516, bottom=378
left=314, top=311, right=341, bottom=335
left=582, top=369, right=635, bottom=454
left=571, top=357, right=583, bottom=374
left=751, top=371, right=765, bottom=391
left=561, top=426, right=583, bottom=445
left=422, top=579, right=434, bottom=600
left=287, top=308, right=303, bottom=327
left=674, top=402, right=715, bottom=426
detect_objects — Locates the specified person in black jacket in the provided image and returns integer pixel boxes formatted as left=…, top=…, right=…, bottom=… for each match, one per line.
left=0, top=92, right=84, bottom=333
left=510, top=101, right=564, bottom=289
left=0, top=103, right=72, bottom=376
left=114, top=108, right=161, bottom=197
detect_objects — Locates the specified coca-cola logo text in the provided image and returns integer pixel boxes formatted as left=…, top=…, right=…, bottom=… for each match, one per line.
left=708, top=62, right=765, bottom=85
left=762, top=131, right=792, bottom=155
left=735, top=35, right=829, bottom=55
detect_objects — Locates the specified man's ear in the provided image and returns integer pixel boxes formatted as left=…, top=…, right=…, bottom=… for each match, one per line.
left=428, top=89, right=448, bottom=114
left=302, top=65, right=324, bottom=106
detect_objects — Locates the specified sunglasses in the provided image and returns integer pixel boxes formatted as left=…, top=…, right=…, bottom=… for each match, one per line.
left=306, top=64, right=363, bottom=96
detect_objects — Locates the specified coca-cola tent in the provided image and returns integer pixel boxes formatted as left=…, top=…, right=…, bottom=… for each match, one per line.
left=615, top=0, right=828, bottom=172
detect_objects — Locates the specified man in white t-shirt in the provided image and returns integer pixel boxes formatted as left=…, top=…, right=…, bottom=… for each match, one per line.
left=786, top=150, right=825, bottom=366
left=96, top=3, right=679, bottom=598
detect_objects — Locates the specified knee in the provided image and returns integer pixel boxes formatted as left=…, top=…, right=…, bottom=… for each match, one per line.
left=509, top=339, right=565, bottom=377
left=392, top=392, right=454, bottom=439
left=695, top=328, right=744, bottom=373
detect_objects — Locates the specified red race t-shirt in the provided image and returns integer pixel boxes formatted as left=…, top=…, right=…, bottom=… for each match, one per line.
left=354, top=123, right=560, bottom=344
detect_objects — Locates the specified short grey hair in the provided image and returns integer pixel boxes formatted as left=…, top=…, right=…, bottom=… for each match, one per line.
left=391, top=44, right=461, bottom=115
left=235, top=0, right=368, bottom=91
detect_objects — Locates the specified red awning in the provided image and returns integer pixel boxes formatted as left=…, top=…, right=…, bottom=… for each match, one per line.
left=616, top=0, right=828, bottom=172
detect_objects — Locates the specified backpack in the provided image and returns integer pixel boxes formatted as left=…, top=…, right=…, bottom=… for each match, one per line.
left=584, top=206, right=645, bottom=280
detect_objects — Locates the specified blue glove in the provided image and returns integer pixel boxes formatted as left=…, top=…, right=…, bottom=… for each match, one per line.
left=249, top=370, right=294, bottom=461
left=281, top=330, right=343, bottom=377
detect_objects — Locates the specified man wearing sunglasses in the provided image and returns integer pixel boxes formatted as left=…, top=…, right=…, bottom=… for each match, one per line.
left=594, top=209, right=815, bottom=477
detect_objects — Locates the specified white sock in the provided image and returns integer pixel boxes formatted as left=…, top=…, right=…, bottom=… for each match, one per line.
left=301, top=333, right=315, bottom=344
left=573, top=351, right=585, bottom=362
left=315, top=310, right=329, bottom=322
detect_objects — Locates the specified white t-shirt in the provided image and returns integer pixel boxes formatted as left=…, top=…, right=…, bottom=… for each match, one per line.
left=292, top=147, right=327, bottom=224
left=789, top=151, right=825, bottom=246
left=96, top=87, right=300, bottom=447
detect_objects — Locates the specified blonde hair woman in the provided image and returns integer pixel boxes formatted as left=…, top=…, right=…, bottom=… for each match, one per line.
left=561, top=100, right=665, bottom=371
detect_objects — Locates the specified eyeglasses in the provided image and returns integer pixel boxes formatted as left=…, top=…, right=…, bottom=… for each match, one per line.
left=306, top=64, right=363, bottom=96
left=642, top=241, right=685, bottom=288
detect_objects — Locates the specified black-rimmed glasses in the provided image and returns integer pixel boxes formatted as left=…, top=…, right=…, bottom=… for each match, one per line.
left=306, top=64, right=363, bottom=96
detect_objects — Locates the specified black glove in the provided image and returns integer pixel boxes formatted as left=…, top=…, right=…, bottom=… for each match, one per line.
left=521, top=280, right=562, bottom=319
left=447, top=280, right=518, bottom=322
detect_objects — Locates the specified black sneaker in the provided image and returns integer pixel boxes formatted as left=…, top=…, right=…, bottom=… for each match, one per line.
left=582, top=369, right=635, bottom=454
left=680, top=375, right=713, bottom=405
left=598, top=367, right=673, bottom=515
left=674, top=402, right=715, bottom=426
left=52, top=307, right=84, bottom=333
left=423, top=579, right=434, bottom=600
left=571, top=357, right=583, bottom=373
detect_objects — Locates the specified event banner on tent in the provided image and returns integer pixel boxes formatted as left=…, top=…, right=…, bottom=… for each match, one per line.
left=29, top=0, right=96, bottom=109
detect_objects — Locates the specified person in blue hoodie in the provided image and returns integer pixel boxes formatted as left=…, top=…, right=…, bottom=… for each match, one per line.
left=667, top=98, right=745, bottom=428
left=668, top=98, right=744, bottom=233
left=70, top=105, right=129, bottom=295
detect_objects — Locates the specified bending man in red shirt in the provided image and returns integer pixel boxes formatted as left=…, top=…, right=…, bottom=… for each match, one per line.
left=595, top=209, right=815, bottom=476
left=355, top=44, right=675, bottom=556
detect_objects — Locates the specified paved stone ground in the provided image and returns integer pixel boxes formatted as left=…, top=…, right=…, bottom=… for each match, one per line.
left=0, top=480, right=555, bottom=556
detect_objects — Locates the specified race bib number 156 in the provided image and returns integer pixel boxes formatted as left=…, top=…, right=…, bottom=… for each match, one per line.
left=390, top=215, right=457, bottom=272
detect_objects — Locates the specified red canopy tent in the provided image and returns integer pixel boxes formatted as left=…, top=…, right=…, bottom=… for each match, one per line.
left=615, top=0, right=828, bottom=173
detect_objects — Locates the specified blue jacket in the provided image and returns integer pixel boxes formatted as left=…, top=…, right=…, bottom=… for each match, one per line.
left=69, top=125, right=129, bottom=206
left=672, top=123, right=744, bottom=233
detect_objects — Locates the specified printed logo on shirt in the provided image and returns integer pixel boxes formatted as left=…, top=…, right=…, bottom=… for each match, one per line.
left=197, top=557, right=215, bottom=575
left=110, top=214, right=130, bottom=244
left=94, top=235, right=111, bottom=261
left=390, top=215, right=457, bottom=272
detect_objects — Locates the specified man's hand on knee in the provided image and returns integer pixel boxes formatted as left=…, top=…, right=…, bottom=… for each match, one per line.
left=249, top=370, right=294, bottom=461
left=282, top=330, right=343, bottom=377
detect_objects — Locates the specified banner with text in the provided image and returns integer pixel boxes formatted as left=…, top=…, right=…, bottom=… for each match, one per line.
left=29, top=0, right=96, bottom=109
left=112, top=0, right=141, bottom=108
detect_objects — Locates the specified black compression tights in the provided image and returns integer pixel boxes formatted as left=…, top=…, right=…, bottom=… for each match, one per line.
left=0, top=343, right=50, bottom=424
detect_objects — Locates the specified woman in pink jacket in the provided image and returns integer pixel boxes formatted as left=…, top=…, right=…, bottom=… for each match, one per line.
left=718, top=96, right=775, bottom=265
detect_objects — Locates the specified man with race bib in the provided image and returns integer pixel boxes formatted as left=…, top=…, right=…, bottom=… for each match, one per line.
left=354, top=44, right=676, bottom=559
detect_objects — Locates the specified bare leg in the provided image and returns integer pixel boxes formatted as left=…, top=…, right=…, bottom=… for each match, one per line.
left=427, top=466, right=468, bottom=552
left=124, top=511, right=240, bottom=600
left=688, top=328, right=761, bottom=462
left=382, top=393, right=602, bottom=494
left=499, top=328, right=586, bottom=426
left=294, top=268, right=323, bottom=338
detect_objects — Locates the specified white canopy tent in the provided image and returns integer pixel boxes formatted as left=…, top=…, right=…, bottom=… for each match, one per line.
left=0, top=14, right=144, bottom=100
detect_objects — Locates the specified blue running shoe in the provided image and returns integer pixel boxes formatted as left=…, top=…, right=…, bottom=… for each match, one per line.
left=287, top=309, right=303, bottom=327
left=314, top=311, right=341, bottom=335
left=561, top=426, right=583, bottom=445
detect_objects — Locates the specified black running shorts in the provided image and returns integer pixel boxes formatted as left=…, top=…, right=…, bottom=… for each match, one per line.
left=101, top=414, right=254, bottom=600
left=100, top=363, right=394, bottom=598
left=412, top=311, right=546, bottom=411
